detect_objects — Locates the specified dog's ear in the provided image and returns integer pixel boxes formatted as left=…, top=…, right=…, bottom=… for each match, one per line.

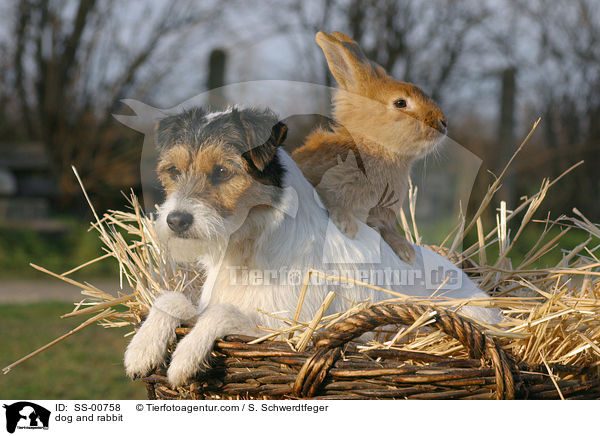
left=271, top=121, right=288, bottom=147
left=242, top=121, right=288, bottom=172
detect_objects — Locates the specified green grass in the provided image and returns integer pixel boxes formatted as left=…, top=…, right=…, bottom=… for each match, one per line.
left=414, top=217, right=590, bottom=269
left=461, top=222, right=590, bottom=268
left=0, top=301, right=146, bottom=399
left=0, top=218, right=117, bottom=279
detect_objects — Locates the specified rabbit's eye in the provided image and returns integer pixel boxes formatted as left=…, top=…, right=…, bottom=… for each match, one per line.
left=394, top=99, right=407, bottom=109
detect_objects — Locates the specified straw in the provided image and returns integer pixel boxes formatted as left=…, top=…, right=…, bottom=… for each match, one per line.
left=3, top=121, right=600, bottom=376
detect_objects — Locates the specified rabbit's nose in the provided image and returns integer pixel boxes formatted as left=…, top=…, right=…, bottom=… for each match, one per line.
left=438, top=118, right=447, bottom=133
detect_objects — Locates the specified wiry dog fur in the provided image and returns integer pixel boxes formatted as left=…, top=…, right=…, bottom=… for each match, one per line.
left=124, top=106, right=498, bottom=387
left=292, top=31, right=448, bottom=265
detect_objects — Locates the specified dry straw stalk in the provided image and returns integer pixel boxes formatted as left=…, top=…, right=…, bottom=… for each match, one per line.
left=3, top=122, right=599, bottom=399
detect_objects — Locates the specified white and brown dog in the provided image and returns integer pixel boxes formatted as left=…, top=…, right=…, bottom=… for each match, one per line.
left=124, top=106, right=500, bottom=387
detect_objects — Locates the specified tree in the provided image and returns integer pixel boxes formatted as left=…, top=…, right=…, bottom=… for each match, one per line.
left=287, top=0, right=489, bottom=103
left=3, top=0, right=228, bottom=208
left=514, top=0, right=600, bottom=216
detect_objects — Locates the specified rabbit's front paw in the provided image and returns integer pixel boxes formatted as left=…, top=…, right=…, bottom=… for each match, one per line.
left=330, top=207, right=359, bottom=239
left=167, top=331, right=214, bottom=387
left=384, top=231, right=415, bottom=265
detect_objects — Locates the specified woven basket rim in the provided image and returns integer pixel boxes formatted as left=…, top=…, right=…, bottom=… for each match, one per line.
left=142, top=301, right=600, bottom=400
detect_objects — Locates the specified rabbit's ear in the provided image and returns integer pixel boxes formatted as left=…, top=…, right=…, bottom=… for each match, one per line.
left=330, top=31, right=355, bottom=43
left=331, top=32, right=365, bottom=58
left=332, top=32, right=388, bottom=80
left=316, top=31, right=376, bottom=91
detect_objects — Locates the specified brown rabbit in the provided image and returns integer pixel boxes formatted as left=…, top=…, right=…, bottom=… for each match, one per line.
left=292, top=31, right=447, bottom=265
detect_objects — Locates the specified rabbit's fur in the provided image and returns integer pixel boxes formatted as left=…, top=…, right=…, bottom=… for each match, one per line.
left=293, top=31, right=447, bottom=265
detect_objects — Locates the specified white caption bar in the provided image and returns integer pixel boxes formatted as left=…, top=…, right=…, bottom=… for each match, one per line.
left=0, top=400, right=591, bottom=435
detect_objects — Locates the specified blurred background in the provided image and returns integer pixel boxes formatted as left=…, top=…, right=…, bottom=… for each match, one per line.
left=0, top=0, right=598, bottom=399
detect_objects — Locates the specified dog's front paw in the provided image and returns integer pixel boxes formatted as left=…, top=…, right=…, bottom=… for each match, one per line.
left=124, top=311, right=180, bottom=379
left=384, top=231, right=416, bottom=265
left=124, top=328, right=170, bottom=379
left=167, top=331, right=214, bottom=387
left=330, top=207, right=359, bottom=239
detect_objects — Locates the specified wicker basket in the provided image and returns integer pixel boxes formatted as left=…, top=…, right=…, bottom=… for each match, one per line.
left=141, top=302, right=600, bottom=399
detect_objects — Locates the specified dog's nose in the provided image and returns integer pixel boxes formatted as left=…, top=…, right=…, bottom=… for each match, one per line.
left=167, top=211, right=194, bottom=233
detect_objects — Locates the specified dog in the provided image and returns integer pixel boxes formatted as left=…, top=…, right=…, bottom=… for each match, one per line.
left=124, top=106, right=500, bottom=387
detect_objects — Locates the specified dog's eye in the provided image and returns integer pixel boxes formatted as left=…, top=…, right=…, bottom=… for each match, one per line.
left=167, top=166, right=181, bottom=179
left=212, top=165, right=232, bottom=183
left=394, top=99, right=407, bottom=109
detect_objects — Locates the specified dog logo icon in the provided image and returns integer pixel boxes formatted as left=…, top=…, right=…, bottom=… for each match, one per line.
left=3, top=402, right=50, bottom=433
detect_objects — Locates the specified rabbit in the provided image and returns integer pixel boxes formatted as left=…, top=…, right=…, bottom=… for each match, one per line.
left=292, top=31, right=448, bottom=265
